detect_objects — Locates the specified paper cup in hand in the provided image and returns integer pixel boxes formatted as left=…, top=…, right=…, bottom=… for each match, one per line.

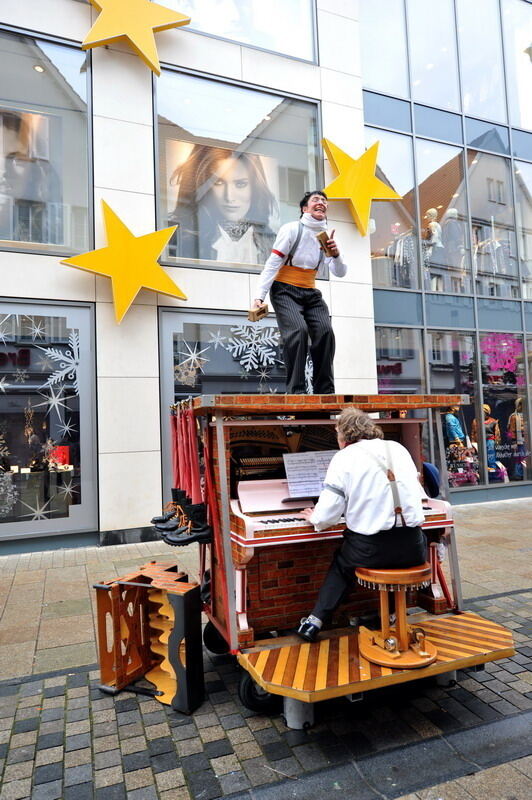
left=316, top=230, right=335, bottom=257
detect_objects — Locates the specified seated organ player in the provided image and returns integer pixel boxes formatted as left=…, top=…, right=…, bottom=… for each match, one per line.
left=297, top=407, right=427, bottom=643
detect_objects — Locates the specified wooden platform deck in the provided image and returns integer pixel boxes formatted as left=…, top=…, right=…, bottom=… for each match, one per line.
left=237, top=612, right=515, bottom=703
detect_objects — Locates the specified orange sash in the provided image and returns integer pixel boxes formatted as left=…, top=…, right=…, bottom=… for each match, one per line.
left=275, top=264, right=316, bottom=289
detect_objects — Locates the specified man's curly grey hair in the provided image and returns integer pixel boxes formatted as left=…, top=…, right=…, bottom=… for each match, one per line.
left=336, top=407, right=383, bottom=444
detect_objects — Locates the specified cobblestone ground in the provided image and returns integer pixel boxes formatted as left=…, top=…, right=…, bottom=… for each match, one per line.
left=0, top=589, right=531, bottom=800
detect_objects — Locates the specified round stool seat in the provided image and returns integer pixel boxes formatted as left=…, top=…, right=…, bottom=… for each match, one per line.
left=356, top=563, right=431, bottom=590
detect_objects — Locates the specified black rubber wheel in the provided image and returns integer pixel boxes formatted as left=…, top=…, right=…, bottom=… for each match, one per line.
left=203, top=621, right=230, bottom=655
left=238, top=671, right=282, bottom=714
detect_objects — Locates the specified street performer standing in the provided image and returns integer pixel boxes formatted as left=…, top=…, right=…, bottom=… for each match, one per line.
left=252, top=191, right=347, bottom=394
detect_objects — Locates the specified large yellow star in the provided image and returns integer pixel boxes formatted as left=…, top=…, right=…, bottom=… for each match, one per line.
left=83, top=0, right=190, bottom=75
left=62, top=201, right=187, bottom=323
left=322, top=139, right=402, bottom=236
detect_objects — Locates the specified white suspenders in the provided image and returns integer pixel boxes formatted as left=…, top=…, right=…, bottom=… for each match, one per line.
left=356, top=441, right=407, bottom=527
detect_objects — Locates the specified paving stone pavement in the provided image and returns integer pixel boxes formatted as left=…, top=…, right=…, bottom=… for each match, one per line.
left=0, top=499, right=530, bottom=798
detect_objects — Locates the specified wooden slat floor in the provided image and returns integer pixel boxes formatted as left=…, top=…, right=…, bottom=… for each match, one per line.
left=237, top=612, right=515, bottom=703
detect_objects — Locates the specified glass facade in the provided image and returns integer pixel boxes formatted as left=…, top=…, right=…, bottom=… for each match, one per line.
left=157, top=71, right=320, bottom=271
left=362, top=0, right=532, bottom=494
left=0, top=31, right=90, bottom=254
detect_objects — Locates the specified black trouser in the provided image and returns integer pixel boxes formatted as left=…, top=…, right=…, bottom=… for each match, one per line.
left=270, top=281, right=335, bottom=394
left=311, top=526, right=426, bottom=622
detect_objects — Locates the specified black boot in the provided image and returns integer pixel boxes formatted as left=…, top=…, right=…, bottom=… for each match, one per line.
left=172, top=488, right=189, bottom=504
left=151, top=504, right=177, bottom=525
left=163, top=503, right=212, bottom=546
left=163, top=526, right=212, bottom=546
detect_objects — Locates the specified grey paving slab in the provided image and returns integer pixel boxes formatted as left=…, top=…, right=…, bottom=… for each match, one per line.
left=445, top=711, right=532, bottom=767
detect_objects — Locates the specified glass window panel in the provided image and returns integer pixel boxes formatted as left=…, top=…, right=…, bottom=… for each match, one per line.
left=375, top=327, right=425, bottom=394
left=512, top=129, right=532, bottom=160
left=415, top=140, right=472, bottom=293
left=0, top=31, right=90, bottom=254
left=466, top=118, right=510, bottom=155
left=502, top=0, right=532, bottom=130
left=456, top=0, right=507, bottom=123
left=516, top=161, right=532, bottom=298
left=406, top=0, right=460, bottom=111
left=478, top=298, right=522, bottom=330
left=365, top=127, right=419, bottom=289
left=480, top=332, right=530, bottom=482
left=414, top=105, right=463, bottom=144
left=468, top=150, right=519, bottom=298
left=427, top=331, right=482, bottom=489
left=0, top=303, right=96, bottom=536
left=426, top=294, right=475, bottom=328
left=363, top=92, right=411, bottom=132
left=525, top=302, right=532, bottom=330
left=373, top=290, right=423, bottom=325
left=157, top=71, right=320, bottom=271
left=360, top=0, right=409, bottom=98
left=165, top=0, right=315, bottom=60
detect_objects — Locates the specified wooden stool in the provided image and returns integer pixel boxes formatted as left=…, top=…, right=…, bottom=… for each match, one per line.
left=355, top=563, right=438, bottom=668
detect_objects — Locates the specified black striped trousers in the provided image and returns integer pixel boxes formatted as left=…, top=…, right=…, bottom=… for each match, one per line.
left=270, top=281, right=335, bottom=394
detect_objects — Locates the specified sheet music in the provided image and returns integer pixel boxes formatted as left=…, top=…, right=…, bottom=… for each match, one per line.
left=282, top=450, right=338, bottom=498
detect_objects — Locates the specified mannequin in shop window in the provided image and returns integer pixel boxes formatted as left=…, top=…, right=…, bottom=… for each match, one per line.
left=168, top=145, right=277, bottom=265
left=472, top=404, right=501, bottom=471
left=422, top=208, right=444, bottom=290
left=442, top=207, right=466, bottom=283
left=507, top=397, right=526, bottom=480
left=444, top=405, right=465, bottom=446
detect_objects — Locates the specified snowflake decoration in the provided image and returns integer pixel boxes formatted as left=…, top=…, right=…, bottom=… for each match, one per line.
left=480, top=333, right=523, bottom=374
left=0, top=377, right=10, bottom=394
left=57, top=417, right=77, bottom=439
left=177, top=341, right=210, bottom=373
left=0, top=473, right=18, bottom=517
left=0, top=315, right=12, bottom=345
left=35, top=354, right=53, bottom=372
left=13, top=369, right=28, bottom=384
left=37, top=329, right=80, bottom=395
left=223, top=324, right=281, bottom=373
left=57, top=478, right=77, bottom=501
left=0, top=433, right=9, bottom=459
left=305, top=354, right=314, bottom=395
left=239, top=368, right=250, bottom=381
left=207, top=329, right=227, bottom=350
left=26, top=317, right=46, bottom=341
left=19, top=494, right=52, bottom=521
left=33, top=386, right=72, bottom=420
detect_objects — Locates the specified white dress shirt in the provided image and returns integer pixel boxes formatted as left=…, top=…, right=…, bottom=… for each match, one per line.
left=310, top=438, right=425, bottom=535
left=256, top=220, right=347, bottom=301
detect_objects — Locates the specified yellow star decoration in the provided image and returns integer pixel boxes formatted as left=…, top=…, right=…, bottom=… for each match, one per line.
left=62, top=201, right=187, bottom=324
left=82, top=0, right=190, bottom=75
left=322, top=139, right=402, bottom=236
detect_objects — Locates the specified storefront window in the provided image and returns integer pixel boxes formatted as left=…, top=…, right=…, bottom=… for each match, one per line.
left=515, top=161, right=532, bottom=298
left=406, top=0, right=460, bottom=112
left=468, top=151, right=519, bottom=298
left=0, top=31, right=90, bottom=254
left=0, top=303, right=96, bottom=538
left=360, top=0, right=409, bottom=99
left=479, top=332, right=530, bottom=482
left=365, top=128, right=419, bottom=289
left=415, top=140, right=471, bottom=293
left=455, top=0, right=507, bottom=123
left=157, top=72, right=320, bottom=270
left=502, top=0, right=532, bottom=131
left=427, top=331, right=481, bottom=489
left=165, top=0, right=315, bottom=61
left=375, top=327, right=425, bottom=394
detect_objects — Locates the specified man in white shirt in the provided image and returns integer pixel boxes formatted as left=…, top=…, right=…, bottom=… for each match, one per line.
left=297, top=407, right=427, bottom=643
left=252, top=191, right=347, bottom=393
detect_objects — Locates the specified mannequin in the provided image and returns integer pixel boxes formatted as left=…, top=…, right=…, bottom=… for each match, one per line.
left=442, top=208, right=465, bottom=270
left=472, top=404, right=500, bottom=471
left=444, top=405, right=465, bottom=446
left=507, top=397, right=526, bottom=479
left=424, top=208, right=443, bottom=256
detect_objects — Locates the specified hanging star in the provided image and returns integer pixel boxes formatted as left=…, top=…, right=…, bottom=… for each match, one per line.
left=177, top=341, right=209, bottom=373
left=61, top=201, right=187, bottom=324
left=82, top=0, right=191, bottom=75
left=322, top=139, right=402, bottom=236
left=0, top=377, right=10, bottom=394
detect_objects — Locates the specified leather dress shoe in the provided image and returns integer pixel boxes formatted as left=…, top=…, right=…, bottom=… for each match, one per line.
left=296, top=617, right=321, bottom=643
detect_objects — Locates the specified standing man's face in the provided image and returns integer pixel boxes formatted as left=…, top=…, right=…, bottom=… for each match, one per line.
left=209, top=158, right=252, bottom=222
left=303, top=194, right=327, bottom=221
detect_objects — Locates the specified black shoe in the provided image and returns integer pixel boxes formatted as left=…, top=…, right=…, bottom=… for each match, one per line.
left=296, top=617, right=321, bottom=643
left=151, top=506, right=177, bottom=524
left=162, top=525, right=212, bottom=546
left=155, top=517, right=188, bottom=533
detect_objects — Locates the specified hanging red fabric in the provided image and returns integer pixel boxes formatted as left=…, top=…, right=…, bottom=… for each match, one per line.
left=185, top=405, right=202, bottom=503
left=179, top=406, right=191, bottom=499
left=170, top=411, right=180, bottom=489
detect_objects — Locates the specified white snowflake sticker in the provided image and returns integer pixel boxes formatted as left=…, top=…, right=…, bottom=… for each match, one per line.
left=37, top=330, right=80, bottom=395
left=223, top=324, right=281, bottom=373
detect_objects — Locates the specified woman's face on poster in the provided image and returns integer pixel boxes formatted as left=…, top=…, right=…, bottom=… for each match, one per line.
left=207, top=158, right=252, bottom=222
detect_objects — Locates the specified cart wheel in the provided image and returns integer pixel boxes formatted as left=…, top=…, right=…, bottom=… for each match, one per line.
left=203, top=621, right=229, bottom=655
left=238, top=672, right=282, bottom=714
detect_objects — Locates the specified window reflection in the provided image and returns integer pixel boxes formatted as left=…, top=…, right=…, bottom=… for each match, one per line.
left=456, top=0, right=507, bottom=123
left=360, top=0, right=409, bottom=98
left=0, top=32, right=89, bottom=254
left=502, top=0, right=532, bottom=130
left=427, top=331, right=481, bottom=488
left=365, top=128, right=419, bottom=289
left=375, top=327, right=425, bottom=394
left=406, top=0, right=460, bottom=111
left=157, top=71, right=319, bottom=270
left=515, top=161, right=532, bottom=298
left=415, top=140, right=471, bottom=293
left=479, top=332, right=530, bottom=482
left=468, top=151, right=519, bottom=298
